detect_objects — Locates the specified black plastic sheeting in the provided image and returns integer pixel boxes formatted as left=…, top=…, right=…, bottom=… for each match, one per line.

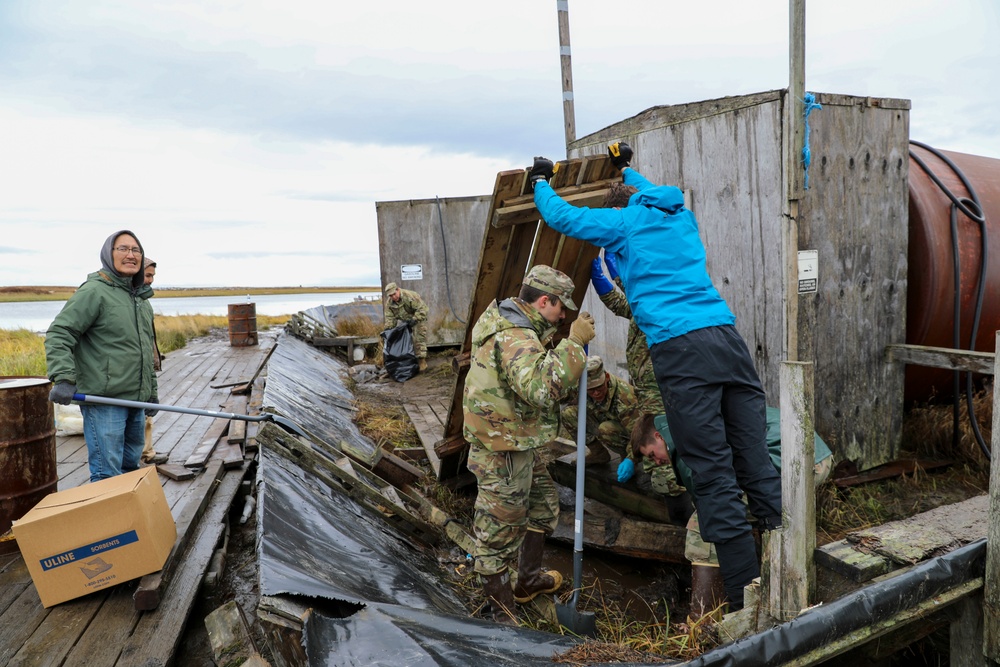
left=381, top=322, right=419, bottom=382
left=259, top=447, right=579, bottom=666
left=263, top=334, right=378, bottom=464
left=683, top=538, right=986, bottom=667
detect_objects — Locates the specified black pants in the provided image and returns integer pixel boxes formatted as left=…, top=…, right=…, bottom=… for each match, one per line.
left=650, top=324, right=782, bottom=603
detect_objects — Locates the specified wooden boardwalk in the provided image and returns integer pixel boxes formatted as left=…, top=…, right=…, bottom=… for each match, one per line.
left=0, top=330, right=277, bottom=667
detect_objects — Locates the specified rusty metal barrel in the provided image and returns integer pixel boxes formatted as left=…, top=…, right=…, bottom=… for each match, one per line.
left=906, top=145, right=1000, bottom=403
left=0, top=377, right=58, bottom=554
left=228, top=302, right=258, bottom=347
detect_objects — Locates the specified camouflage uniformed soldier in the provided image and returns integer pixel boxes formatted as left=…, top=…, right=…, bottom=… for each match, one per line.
left=383, top=282, right=430, bottom=372
left=562, top=355, right=642, bottom=465
left=463, top=264, right=595, bottom=624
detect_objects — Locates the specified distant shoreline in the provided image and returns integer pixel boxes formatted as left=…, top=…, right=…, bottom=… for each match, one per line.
left=0, top=285, right=380, bottom=303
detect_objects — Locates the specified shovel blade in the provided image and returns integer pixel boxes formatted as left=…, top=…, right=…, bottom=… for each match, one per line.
left=555, top=602, right=597, bottom=637
left=268, top=414, right=309, bottom=439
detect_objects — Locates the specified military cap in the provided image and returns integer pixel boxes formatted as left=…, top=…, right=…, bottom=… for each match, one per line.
left=384, top=282, right=398, bottom=296
left=523, top=265, right=577, bottom=310
left=586, top=355, right=606, bottom=389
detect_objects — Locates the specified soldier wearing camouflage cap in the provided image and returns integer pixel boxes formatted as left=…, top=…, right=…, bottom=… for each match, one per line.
left=561, top=355, right=643, bottom=466
left=463, top=264, right=596, bottom=624
left=383, top=282, right=430, bottom=372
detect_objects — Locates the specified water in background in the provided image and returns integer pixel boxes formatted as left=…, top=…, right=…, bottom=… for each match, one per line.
left=0, top=292, right=380, bottom=332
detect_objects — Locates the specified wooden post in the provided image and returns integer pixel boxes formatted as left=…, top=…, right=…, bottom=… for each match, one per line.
left=765, top=361, right=815, bottom=621
left=982, top=330, right=1000, bottom=658
left=556, top=0, right=576, bottom=153
left=953, top=591, right=988, bottom=667
left=786, top=0, right=806, bottom=201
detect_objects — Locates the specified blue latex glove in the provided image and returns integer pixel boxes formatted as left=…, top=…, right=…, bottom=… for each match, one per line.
left=617, top=458, right=635, bottom=483
left=590, top=258, right=614, bottom=296
left=604, top=253, right=620, bottom=281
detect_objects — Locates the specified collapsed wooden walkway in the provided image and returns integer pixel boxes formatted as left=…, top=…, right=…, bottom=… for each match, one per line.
left=0, top=330, right=277, bottom=667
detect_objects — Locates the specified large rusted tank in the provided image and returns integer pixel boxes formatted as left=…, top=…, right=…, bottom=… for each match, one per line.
left=906, top=144, right=1000, bottom=403
left=0, top=377, right=58, bottom=554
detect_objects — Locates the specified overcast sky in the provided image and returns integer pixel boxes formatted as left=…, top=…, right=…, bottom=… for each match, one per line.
left=2, top=0, right=997, bottom=287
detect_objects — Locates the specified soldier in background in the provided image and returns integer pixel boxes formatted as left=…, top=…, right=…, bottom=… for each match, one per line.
left=463, top=264, right=595, bottom=624
left=383, top=282, right=430, bottom=372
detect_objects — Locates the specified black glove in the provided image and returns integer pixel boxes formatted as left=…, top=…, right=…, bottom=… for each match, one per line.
left=49, top=381, right=77, bottom=405
left=608, top=141, right=633, bottom=170
left=528, top=156, right=557, bottom=189
left=145, top=394, right=159, bottom=417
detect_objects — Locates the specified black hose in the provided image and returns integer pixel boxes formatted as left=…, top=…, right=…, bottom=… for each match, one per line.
left=435, top=196, right=466, bottom=325
left=908, top=140, right=990, bottom=460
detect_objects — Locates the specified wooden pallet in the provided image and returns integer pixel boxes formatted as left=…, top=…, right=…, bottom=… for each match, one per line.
left=436, top=154, right=620, bottom=481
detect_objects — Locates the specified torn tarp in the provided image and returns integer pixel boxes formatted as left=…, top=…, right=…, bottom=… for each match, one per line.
left=263, top=334, right=378, bottom=464
left=259, top=447, right=578, bottom=666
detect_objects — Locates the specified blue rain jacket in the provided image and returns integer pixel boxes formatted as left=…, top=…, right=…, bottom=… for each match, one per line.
left=534, top=168, right=734, bottom=346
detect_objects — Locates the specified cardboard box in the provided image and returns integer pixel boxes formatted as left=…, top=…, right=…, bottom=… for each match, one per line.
left=12, top=467, right=176, bottom=607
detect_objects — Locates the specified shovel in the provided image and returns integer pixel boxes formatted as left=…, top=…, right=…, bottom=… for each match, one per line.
left=555, top=350, right=598, bottom=637
left=72, top=393, right=309, bottom=439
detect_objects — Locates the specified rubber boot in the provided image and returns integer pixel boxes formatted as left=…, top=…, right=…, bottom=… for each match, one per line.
left=418, top=358, right=427, bottom=372
left=584, top=441, right=611, bottom=466
left=482, top=571, right=517, bottom=624
left=512, top=530, right=564, bottom=603
left=690, top=563, right=726, bottom=619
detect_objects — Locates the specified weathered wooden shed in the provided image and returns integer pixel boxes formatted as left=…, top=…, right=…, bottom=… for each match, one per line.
left=375, top=195, right=490, bottom=347
left=572, top=89, right=911, bottom=471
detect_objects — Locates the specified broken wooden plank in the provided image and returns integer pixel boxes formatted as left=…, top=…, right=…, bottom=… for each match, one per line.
left=156, top=463, right=196, bottom=481
left=814, top=539, right=895, bottom=583
left=549, top=501, right=687, bottom=563
left=833, top=458, right=953, bottom=488
left=885, top=343, right=995, bottom=375
left=548, top=453, right=679, bottom=525
left=205, top=600, right=258, bottom=666
left=257, top=596, right=309, bottom=667
left=184, top=417, right=230, bottom=469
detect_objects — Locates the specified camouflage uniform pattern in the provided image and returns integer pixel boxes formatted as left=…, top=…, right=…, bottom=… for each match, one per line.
left=562, top=372, right=641, bottom=457
left=384, top=287, right=430, bottom=359
left=598, top=286, right=661, bottom=415
left=463, top=294, right=586, bottom=576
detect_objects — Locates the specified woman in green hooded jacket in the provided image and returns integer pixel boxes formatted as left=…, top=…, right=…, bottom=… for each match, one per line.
left=46, top=229, right=157, bottom=482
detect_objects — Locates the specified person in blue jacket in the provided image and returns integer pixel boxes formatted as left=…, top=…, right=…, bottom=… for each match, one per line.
left=528, top=143, right=782, bottom=609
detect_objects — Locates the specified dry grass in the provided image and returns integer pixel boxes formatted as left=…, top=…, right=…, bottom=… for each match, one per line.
left=351, top=393, right=422, bottom=451
left=0, top=329, right=47, bottom=376
left=903, top=382, right=993, bottom=468
left=0, top=315, right=290, bottom=375
left=156, top=314, right=289, bottom=354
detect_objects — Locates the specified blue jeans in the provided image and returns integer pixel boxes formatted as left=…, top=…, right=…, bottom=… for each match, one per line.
left=80, top=404, right=145, bottom=482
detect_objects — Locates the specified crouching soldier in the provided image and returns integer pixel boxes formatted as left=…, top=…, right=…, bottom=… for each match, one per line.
left=463, top=265, right=595, bottom=624
left=561, top=355, right=641, bottom=466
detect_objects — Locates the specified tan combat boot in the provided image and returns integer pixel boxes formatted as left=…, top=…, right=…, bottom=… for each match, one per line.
left=512, top=530, right=564, bottom=603
left=418, top=358, right=427, bottom=372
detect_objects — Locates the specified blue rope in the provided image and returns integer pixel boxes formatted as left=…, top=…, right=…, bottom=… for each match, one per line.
left=802, top=92, right=822, bottom=190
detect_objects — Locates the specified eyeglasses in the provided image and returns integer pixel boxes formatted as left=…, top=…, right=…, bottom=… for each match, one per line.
left=114, top=246, right=143, bottom=255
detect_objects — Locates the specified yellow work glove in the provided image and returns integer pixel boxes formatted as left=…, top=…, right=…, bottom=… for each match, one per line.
left=568, top=311, right=596, bottom=348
